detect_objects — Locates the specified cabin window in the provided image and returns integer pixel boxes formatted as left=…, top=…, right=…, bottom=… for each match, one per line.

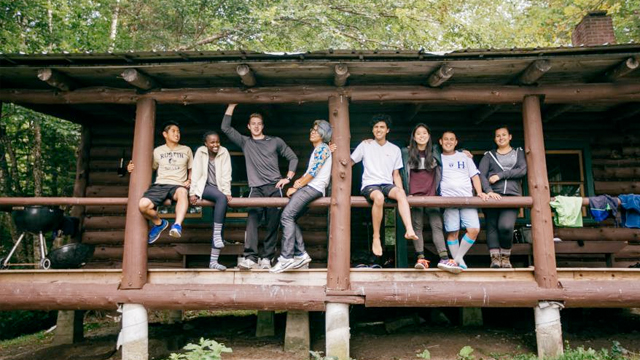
left=546, top=150, right=585, bottom=198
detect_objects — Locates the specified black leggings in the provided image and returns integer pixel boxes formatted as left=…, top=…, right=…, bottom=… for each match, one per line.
left=484, top=208, right=519, bottom=250
left=201, top=184, right=228, bottom=225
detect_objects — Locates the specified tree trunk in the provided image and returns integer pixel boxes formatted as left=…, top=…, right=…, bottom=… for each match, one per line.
left=32, top=118, right=43, bottom=197
left=47, top=0, right=53, bottom=51
left=108, top=0, right=121, bottom=52
left=32, top=118, right=44, bottom=267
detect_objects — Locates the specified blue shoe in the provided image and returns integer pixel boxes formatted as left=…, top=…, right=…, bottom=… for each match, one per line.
left=169, top=223, right=182, bottom=238
left=148, top=219, right=168, bottom=244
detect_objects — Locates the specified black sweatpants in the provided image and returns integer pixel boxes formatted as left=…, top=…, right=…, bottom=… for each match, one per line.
left=244, top=183, right=282, bottom=262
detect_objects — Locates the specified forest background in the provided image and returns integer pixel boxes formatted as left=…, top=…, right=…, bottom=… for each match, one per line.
left=0, top=0, right=639, bottom=261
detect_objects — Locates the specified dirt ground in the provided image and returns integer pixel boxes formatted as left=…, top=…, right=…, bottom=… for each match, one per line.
left=2, top=307, right=640, bottom=360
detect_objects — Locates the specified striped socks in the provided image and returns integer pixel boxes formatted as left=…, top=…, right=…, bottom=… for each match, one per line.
left=453, top=234, right=476, bottom=269
left=209, top=248, right=226, bottom=271
left=447, top=238, right=460, bottom=259
left=213, top=223, right=225, bottom=249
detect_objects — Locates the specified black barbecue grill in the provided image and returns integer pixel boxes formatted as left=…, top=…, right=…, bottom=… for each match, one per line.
left=1, top=205, right=63, bottom=269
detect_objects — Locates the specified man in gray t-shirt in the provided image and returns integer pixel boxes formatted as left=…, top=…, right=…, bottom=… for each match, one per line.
left=221, top=104, right=298, bottom=270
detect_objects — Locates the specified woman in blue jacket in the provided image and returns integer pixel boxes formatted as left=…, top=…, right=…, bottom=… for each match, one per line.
left=478, top=126, right=527, bottom=268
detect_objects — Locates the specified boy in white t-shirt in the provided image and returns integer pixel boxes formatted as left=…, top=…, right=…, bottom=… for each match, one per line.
left=439, top=130, right=489, bottom=270
left=351, top=114, right=418, bottom=257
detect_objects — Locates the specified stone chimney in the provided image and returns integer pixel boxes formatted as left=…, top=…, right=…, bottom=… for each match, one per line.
left=572, top=11, right=616, bottom=46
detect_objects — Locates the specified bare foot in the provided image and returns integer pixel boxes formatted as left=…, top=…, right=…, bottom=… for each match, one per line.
left=405, top=232, right=419, bottom=241
left=372, top=238, right=383, bottom=256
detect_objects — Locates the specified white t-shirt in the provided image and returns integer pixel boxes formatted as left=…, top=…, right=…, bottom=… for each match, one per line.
left=440, top=152, right=479, bottom=197
left=351, top=140, right=403, bottom=190
left=306, top=143, right=333, bottom=196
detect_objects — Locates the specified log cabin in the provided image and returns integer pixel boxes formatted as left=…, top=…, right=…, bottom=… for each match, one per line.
left=0, top=11, right=639, bottom=360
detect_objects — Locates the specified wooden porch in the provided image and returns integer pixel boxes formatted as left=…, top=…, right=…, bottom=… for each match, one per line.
left=1, top=45, right=640, bottom=358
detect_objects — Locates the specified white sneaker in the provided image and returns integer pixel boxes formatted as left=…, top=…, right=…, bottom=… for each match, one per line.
left=269, top=257, right=296, bottom=273
left=292, top=252, right=312, bottom=269
left=258, top=258, right=272, bottom=269
left=238, top=258, right=257, bottom=270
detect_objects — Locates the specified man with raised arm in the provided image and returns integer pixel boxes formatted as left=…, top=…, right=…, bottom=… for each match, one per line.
left=221, top=104, right=298, bottom=270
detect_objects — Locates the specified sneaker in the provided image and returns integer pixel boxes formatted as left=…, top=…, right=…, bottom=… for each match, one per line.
left=237, top=257, right=257, bottom=270
left=148, top=219, right=169, bottom=244
left=414, top=258, right=430, bottom=269
left=169, top=223, right=182, bottom=238
left=437, top=259, right=463, bottom=274
left=209, top=261, right=227, bottom=271
left=292, top=252, right=312, bottom=269
left=258, top=258, right=272, bottom=269
left=269, top=257, right=296, bottom=273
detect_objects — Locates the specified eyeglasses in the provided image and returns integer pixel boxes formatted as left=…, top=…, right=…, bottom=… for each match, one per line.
left=309, top=128, right=319, bottom=134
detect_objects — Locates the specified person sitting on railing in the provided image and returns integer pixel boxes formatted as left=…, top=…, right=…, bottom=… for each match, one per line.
left=189, top=130, right=232, bottom=271
left=222, top=103, right=298, bottom=270
left=478, top=125, right=527, bottom=269
left=271, top=120, right=333, bottom=273
left=127, top=121, right=193, bottom=244
left=400, top=123, right=460, bottom=273
left=439, top=130, right=494, bottom=271
left=351, top=114, right=419, bottom=257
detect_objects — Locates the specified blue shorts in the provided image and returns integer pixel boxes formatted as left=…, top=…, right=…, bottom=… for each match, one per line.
left=443, top=208, right=480, bottom=232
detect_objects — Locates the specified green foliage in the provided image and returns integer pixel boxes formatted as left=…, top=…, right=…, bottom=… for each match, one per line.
left=416, top=349, right=431, bottom=359
left=458, top=346, right=476, bottom=360
left=481, top=342, right=634, bottom=360
left=0, top=310, right=56, bottom=340
left=0, top=0, right=637, bottom=54
left=168, top=338, right=232, bottom=360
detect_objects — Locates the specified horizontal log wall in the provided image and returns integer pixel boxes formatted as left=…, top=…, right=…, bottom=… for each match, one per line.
left=590, top=135, right=640, bottom=266
left=84, top=124, right=330, bottom=268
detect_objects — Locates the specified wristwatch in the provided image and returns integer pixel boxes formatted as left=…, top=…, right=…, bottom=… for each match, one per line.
left=286, top=176, right=292, bottom=181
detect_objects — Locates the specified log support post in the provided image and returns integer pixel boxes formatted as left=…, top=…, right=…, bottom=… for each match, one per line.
left=426, top=64, right=454, bottom=87
left=166, top=310, right=183, bottom=324
left=121, top=98, right=156, bottom=289
left=523, top=95, right=563, bottom=358
left=236, top=65, right=257, bottom=87
left=326, top=303, right=350, bottom=360
left=284, top=311, right=310, bottom=355
left=327, top=94, right=351, bottom=290
left=122, top=69, right=159, bottom=90
left=522, top=95, right=558, bottom=288
left=334, top=64, right=350, bottom=87
left=53, top=310, right=84, bottom=345
left=256, top=311, right=275, bottom=337
left=326, top=95, right=352, bottom=360
left=460, top=308, right=483, bottom=327
left=37, top=68, right=78, bottom=91
left=534, top=301, right=564, bottom=358
left=118, top=304, right=148, bottom=360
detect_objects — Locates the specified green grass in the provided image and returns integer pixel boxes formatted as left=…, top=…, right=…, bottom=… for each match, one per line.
left=0, top=330, right=53, bottom=350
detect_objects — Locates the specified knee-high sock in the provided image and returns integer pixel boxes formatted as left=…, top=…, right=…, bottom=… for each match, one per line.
left=209, top=248, right=226, bottom=270
left=453, top=234, right=476, bottom=267
left=212, top=223, right=224, bottom=249
left=447, top=239, right=460, bottom=259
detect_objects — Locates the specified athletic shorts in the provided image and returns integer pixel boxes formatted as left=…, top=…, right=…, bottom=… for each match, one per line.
left=361, top=184, right=396, bottom=204
left=142, top=184, right=184, bottom=208
left=443, top=208, right=480, bottom=232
